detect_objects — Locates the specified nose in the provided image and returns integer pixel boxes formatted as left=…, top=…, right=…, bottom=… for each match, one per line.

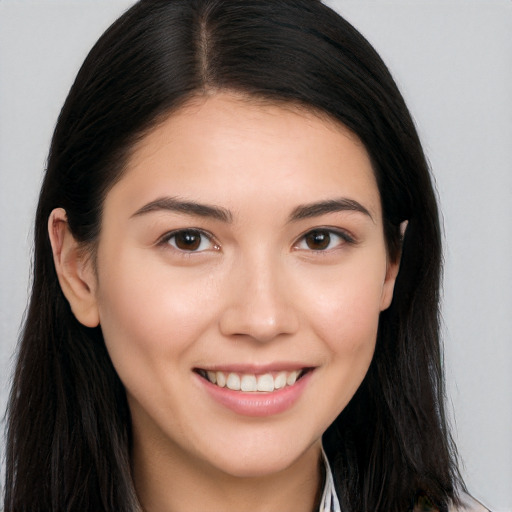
left=218, top=255, right=300, bottom=343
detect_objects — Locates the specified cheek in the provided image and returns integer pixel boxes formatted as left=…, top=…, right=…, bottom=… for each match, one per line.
left=95, top=250, right=219, bottom=376
left=311, top=266, right=384, bottom=332
left=301, top=258, right=385, bottom=372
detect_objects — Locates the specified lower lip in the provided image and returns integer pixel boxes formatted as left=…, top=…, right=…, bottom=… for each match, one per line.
left=196, top=371, right=313, bottom=417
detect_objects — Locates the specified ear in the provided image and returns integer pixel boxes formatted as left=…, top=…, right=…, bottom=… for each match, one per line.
left=380, top=259, right=400, bottom=311
left=380, top=220, right=408, bottom=311
left=48, top=208, right=100, bottom=327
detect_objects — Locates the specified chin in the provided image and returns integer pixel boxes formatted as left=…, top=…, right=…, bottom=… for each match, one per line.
left=213, top=453, right=300, bottom=479
left=202, top=436, right=322, bottom=479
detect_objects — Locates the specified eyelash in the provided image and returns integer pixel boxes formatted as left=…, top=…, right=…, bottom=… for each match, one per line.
left=157, top=227, right=355, bottom=254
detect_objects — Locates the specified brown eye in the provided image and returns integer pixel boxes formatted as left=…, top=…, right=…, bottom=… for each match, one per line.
left=295, top=229, right=353, bottom=252
left=165, top=230, right=215, bottom=252
left=174, top=231, right=201, bottom=250
left=304, top=230, right=331, bottom=250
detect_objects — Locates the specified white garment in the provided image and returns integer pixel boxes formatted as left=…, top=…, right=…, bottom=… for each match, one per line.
left=319, top=448, right=341, bottom=512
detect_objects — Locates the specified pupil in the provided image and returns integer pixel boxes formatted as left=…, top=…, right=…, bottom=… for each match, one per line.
left=306, top=231, right=330, bottom=250
left=176, top=231, right=201, bottom=251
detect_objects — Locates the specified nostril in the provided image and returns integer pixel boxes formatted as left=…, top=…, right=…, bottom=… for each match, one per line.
left=218, top=302, right=299, bottom=342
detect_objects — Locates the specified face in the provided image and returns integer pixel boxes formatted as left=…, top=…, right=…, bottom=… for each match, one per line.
left=90, top=93, right=398, bottom=479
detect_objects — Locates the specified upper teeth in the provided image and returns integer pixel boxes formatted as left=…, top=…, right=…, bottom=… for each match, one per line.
left=204, top=370, right=302, bottom=392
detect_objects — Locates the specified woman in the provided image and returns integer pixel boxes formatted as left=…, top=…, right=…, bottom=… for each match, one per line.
left=3, top=1, right=488, bottom=511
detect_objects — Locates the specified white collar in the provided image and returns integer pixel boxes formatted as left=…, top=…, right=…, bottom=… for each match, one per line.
left=319, top=447, right=342, bottom=512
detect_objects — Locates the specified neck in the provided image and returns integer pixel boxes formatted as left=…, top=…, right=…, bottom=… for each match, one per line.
left=132, top=432, right=324, bottom=512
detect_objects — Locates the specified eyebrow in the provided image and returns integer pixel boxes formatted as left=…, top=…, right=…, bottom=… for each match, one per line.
left=288, top=198, right=374, bottom=223
left=131, top=196, right=373, bottom=224
left=131, top=197, right=233, bottom=223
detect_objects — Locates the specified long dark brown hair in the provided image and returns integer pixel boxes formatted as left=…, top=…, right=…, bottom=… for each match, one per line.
left=5, top=1, right=463, bottom=510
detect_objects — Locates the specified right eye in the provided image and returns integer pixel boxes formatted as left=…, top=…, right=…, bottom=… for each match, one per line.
left=160, top=229, right=218, bottom=252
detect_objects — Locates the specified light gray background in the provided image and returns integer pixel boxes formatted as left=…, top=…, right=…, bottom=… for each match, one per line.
left=1, top=1, right=510, bottom=510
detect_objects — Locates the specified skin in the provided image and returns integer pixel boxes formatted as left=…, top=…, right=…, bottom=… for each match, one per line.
left=49, top=93, right=400, bottom=512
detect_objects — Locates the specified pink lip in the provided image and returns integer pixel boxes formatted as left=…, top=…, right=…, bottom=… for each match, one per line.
left=195, top=370, right=313, bottom=417
left=197, top=362, right=311, bottom=374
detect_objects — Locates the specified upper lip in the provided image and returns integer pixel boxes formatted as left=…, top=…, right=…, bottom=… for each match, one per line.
left=194, top=363, right=314, bottom=374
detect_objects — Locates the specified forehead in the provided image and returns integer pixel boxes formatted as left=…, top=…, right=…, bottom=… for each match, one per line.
left=112, top=92, right=381, bottom=221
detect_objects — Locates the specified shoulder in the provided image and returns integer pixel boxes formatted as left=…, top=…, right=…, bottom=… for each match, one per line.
left=414, top=492, right=490, bottom=512
left=448, top=493, right=491, bottom=512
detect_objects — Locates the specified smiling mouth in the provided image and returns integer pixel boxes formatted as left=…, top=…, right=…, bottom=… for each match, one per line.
left=195, top=368, right=311, bottom=392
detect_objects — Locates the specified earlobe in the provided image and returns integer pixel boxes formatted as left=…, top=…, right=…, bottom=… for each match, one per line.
left=48, top=208, right=100, bottom=327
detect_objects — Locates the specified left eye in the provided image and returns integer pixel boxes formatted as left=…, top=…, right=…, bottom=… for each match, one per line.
left=162, top=230, right=217, bottom=252
left=295, top=229, right=351, bottom=251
